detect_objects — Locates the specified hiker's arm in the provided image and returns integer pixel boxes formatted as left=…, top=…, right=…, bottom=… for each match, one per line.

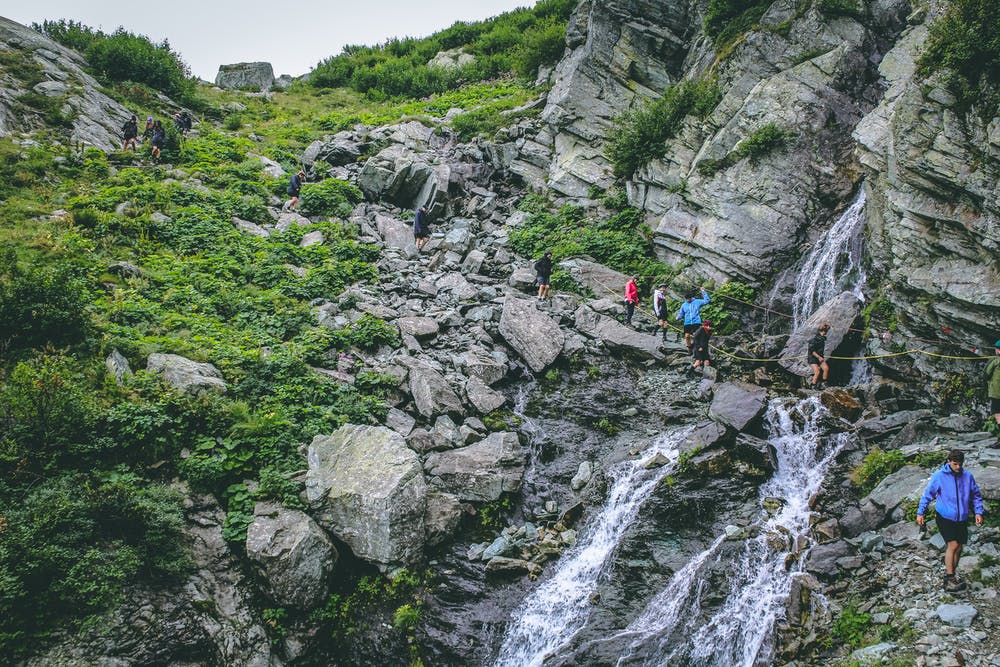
left=972, top=477, right=985, bottom=517
left=916, top=477, right=938, bottom=524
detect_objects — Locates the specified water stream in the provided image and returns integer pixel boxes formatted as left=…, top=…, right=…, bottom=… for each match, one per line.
left=491, top=426, right=693, bottom=667
left=615, top=397, right=850, bottom=666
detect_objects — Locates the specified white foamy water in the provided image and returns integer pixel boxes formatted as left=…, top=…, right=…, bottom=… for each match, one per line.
left=792, top=190, right=867, bottom=329
left=616, top=397, right=850, bottom=667
left=492, top=426, right=693, bottom=667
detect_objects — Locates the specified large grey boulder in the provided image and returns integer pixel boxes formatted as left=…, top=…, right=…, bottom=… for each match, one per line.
left=424, top=432, right=525, bottom=502
left=779, top=292, right=863, bottom=378
left=359, top=142, right=450, bottom=212
left=934, top=604, right=978, bottom=628
left=303, top=132, right=365, bottom=168
left=375, top=212, right=416, bottom=250
left=398, top=316, right=440, bottom=339
left=147, top=353, right=227, bottom=394
left=428, top=48, right=475, bottom=70
left=0, top=16, right=130, bottom=149
left=402, top=358, right=464, bottom=418
left=708, top=382, right=769, bottom=432
left=558, top=258, right=630, bottom=298
left=305, top=425, right=427, bottom=567
left=461, top=349, right=508, bottom=385
left=246, top=502, right=337, bottom=609
left=498, top=296, right=564, bottom=372
left=864, top=465, right=928, bottom=515
left=215, top=62, right=275, bottom=91
left=573, top=302, right=665, bottom=360
left=466, top=376, right=507, bottom=414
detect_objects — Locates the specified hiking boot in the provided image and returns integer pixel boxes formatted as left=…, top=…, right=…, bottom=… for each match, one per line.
left=944, top=574, right=966, bottom=592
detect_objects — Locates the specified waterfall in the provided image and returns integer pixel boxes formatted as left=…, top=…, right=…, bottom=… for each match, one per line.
left=491, top=426, right=693, bottom=667
left=615, top=397, right=850, bottom=666
left=791, top=190, right=867, bottom=329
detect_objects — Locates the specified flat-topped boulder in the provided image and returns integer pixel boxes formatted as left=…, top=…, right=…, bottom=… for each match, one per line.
left=215, top=62, right=275, bottom=91
left=708, top=382, right=769, bottom=432
left=498, top=296, right=564, bottom=372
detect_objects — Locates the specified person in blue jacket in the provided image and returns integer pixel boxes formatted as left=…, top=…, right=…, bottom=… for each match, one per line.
left=676, top=286, right=710, bottom=350
left=916, top=449, right=985, bottom=592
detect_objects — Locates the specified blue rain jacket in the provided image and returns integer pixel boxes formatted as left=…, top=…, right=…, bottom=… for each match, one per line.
left=917, top=463, right=985, bottom=522
left=676, top=290, right=710, bottom=325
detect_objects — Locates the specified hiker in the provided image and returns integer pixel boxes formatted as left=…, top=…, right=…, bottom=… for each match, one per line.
left=121, top=115, right=138, bottom=151
left=624, top=275, right=639, bottom=325
left=690, top=320, right=713, bottom=374
left=178, top=110, right=193, bottom=134
left=916, top=449, right=984, bottom=592
left=677, top=287, right=710, bottom=350
left=283, top=170, right=305, bottom=212
left=141, top=116, right=154, bottom=143
left=808, top=323, right=831, bottom=389
left=534, top=251, right=553, bottom=302
left=987, top=339, right=1000, bottom=426
left=653, top=284, right=669, bottom=341
left=413, top=205, right=430, bottom=251
left=149, top=120, right=165, bottom=161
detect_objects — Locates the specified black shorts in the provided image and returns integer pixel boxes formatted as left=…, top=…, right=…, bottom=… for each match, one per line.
left=655, top=307, right=667, bottom=321
left=992, top=397, right=1000, bottom=413
left=692, top=347, right=711, bottom=362
left=683, top=323, right=700, bottom=335
left=936, top=516, right=969, bottom=544
left=536, top=276, right=551, bottom=287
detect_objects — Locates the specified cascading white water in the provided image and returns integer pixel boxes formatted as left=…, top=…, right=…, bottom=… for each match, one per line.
left=792, top=190, right=868, bottom=330
left=492, top=426, right=693, bottom=667
left=615, top=396, right=850, bottom=667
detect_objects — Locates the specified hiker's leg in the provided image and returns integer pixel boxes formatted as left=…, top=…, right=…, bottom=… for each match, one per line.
left=945, top=540, right=961, bottom=574
left=821, top=360, right=830, bottom=381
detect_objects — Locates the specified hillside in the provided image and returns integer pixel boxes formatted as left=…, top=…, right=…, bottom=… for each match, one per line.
left=1, top=1, right=999, bottom=666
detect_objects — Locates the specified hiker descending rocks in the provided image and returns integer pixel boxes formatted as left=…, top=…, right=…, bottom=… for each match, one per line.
left=534, top=251, right=553, bottom=302
left=174, top=110, right=193, bottom=135
left=690, top=320, right=712, bottom=375
left=987, top=338, right=1000, bottom=426
left=677, top=287, right=710, bottom=350
left=624, top=275, right=639, bottom=325
left=652, top=284, right=668, bottom=341
left=283, top=170, right=306, bottom=212
left=121, top=115, right=138, bottom=151
left=150, top=120, right=165, bottom=161
left=808, top=323, right=831, bottom=389
left=413, top=205, right=430, bottom=251
left=916, top=449, right=984, bottom=592
left=141, top=116, right=154, bottom=143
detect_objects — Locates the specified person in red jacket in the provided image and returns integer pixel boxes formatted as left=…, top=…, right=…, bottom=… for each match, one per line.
left=624, top=276, right=639, bottom=325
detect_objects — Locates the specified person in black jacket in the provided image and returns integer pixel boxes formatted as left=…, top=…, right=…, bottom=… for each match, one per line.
left=121, top=115, right=138, bottom=151
left=808, top=323, right=831, bottom=389
left=690, top=320, right=713, bottom=375
left=283, top=170, right=306, bottom=212
left=534, top=251, right=553, bottom=301
left=413, top=206, right=430, bottom=251
left=149, top=120, right=165, bottom=161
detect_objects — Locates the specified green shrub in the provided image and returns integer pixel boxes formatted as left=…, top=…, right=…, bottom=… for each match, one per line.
left=606, top=78, right=722, bottom=177
left=703, top=0, right=771, bottom=55
left=300, top=178, right=363, bottom=217
left=393, top=603, right=421, bottom=631
left=831, top=601, right=872, bottom=648
left=852, top=447, right=906, bottom=493
left=816, top=0, right=863, bottom=18
left=919, top=0, right=1000, bottom=114
left=699, top=281, right=755, bottom=335
left=734, top=123, right=795, bottom=162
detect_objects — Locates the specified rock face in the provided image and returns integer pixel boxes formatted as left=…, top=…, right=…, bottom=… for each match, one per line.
left=215, top=62, right=275, bottom=91
left=0, top=17, right=130, bottom=149
left=305, top=425, right=427, bottom=567
left=146, top=353, right=227, bottom=394
left=498, top=296, right=564, bottom=372
left=779, top=292, right=863, bottom=379
left=246, top=502, right=337, bottom=610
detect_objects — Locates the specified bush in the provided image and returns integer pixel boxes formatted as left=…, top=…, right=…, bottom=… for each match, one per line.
left=734, top=123, right=795, bottom=162
left=831, top=601, right=872, bottom=648
left=919, top=0, right=1000, bottom=114
left=852, top=447, right=906, bottom=493
left=299, top=178, right=363, bottom=217
left=606, top=78, right=722, bottom=178
left=704, top=0, right=772, bottom=54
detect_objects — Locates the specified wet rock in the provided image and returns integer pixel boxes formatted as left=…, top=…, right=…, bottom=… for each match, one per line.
left=805, top=539, right=854, bottom=579
left=779, top=292, right=863, bottom=379
left=485, top=556, right=542, bottom=577
left=498, top=296, right=564, bottom=372
left=820, top=388, right=863, bottom=422
left=424, top=492, right=464, bottom=547
left=708, top=382, right=768, bottom=432
left=305, top=425, right=427, bottom=567
left=482, top=535, right=515, bottom=560
left=147, top=353, right=227, bottom=395
left=424, top=432, right=525, bottom=502
left=571, top=461, right=594, bottom=490
left=246, top=502, right=337, bottom=609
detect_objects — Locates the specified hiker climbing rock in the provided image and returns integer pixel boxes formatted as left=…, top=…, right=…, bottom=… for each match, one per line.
left=174, top=110, right=192, bottom=135
left=916, top=449, right=984, bottom=592
left=534, top=251, right=553, bottom=302
left=121, top=115, right=138, bottom=151
left=808, top=323, right=831, bottom=389
left=149, top=120, right=165, bottom=161
left=413, top=205, right=430, bottom=251
left=284, top=170, right=306, bottom=212
left=987, top=339, right=1000, bottom=427
left=677, top=287, right=710, bottom=350
left=653, top=284, right=668, bottom=341
left=624, top=275, right=639, bottom=325
left=690, top=320, right=712, bottom=375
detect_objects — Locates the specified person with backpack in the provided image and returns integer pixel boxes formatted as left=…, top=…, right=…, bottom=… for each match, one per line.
left=653, top=284, right=669, bottom=341
left=534, top=251, right=553, bottom=301
left=677, top=287, right=710, bottom=350
left=624, top=275, right=639, bottom=325
left=121, top=115, right=138, bottom=151
left=284, top=170, right=306, bottom=212
left=413, top=205, right=430, bottom=251
left=808, top=323, right=831, bottom=389
left=916, top=449, right=985, bottom=592
left=149, top=120, right=165, bottom=161
left=690, top=320, right=713, bottom=375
